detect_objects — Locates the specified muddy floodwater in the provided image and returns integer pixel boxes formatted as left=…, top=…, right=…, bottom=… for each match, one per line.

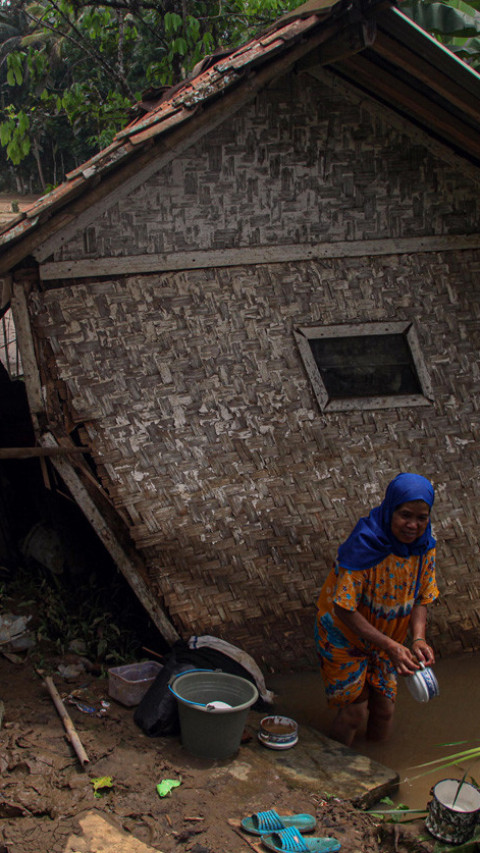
left=268, top=651, right=480, bottom=810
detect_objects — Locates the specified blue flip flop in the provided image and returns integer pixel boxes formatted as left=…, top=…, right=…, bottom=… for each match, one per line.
left=241, top=810, right=316, bottom=836
left=261, top=827, right=341, bottom=853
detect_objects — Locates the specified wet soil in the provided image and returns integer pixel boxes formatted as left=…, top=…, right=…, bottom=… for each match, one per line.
left=0, top=650, right=438, bottom=853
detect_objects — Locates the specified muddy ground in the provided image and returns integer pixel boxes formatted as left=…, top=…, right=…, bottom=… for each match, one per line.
left=0, top=646, right=441, bottom=853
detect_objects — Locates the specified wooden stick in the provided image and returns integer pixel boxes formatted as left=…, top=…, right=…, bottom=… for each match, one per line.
left=0, top=446, right=89, bottom=459
left=227, top=820, right=263, bottom=853
left=44, top=676, right=90, bottom=769
left=141, top=646, right=165, bottom=660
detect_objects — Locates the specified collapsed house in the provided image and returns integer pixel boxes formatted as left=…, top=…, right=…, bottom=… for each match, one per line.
left=1, top=0, right=480, bottom=668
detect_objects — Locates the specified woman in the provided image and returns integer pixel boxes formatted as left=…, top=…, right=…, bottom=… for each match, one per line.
left=315, top=472, right=438, bottom=746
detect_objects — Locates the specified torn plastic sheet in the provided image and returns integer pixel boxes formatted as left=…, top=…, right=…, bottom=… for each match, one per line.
left=0, top=613, right=32, bottom=645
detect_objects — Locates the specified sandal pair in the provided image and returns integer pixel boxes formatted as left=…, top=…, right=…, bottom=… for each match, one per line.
left=240, top=810, right=341, bottom=853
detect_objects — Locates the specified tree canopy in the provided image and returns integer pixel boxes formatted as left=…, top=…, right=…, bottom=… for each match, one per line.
left=0, top=0, right=300, bottom=192
left=1, top=0, right=480, bottom=193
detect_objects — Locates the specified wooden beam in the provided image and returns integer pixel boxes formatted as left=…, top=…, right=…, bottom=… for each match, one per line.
left=0, top=274, right=12, bottom=310
left=39, top=232, right=480, bottom=281
left=296, top=19, right=375, bottom=68
left=10, top=283, right=43, bottom=417
left=0, top=446, right=89, bottom=459
left=373, top=30, right=480, bottom=126
left=39, top=432, right=180, bottom=647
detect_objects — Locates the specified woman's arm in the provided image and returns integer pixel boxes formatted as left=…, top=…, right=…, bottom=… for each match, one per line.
left=333, top=603, right=420, bottom=675
left=409, top=603, right=435, bottom=665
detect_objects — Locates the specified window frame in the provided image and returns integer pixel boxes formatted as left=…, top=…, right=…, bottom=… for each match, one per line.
left=293, top=321, right=433, bottom=413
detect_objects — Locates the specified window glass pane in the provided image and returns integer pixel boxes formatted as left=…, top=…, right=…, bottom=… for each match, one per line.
left=308, top=333, right=422, bottom=399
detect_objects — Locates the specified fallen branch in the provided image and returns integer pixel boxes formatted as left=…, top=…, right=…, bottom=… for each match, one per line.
left=44, top=676, right=90, bottom=769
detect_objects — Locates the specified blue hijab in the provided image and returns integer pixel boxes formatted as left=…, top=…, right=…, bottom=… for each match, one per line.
left=337, top=473, right=436, bottom=571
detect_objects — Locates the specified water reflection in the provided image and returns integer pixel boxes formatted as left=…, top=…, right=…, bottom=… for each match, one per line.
left=267, top=651, right=480, bottom=809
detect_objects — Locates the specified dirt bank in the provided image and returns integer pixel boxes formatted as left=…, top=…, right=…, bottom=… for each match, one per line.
left=0, top=647, right=439, bottom=853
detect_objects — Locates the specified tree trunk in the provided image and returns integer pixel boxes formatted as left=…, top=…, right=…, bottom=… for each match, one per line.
left=32, top=138, right=46, bottom=192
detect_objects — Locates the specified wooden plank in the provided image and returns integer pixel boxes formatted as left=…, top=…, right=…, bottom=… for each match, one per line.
left=40, top=432, right=180, bottom=647
left=0, top=446, right=89, bottom=459
left=10, top=283, right=43, bottom=417
left=65, top=811, right=164, bottom=853
left=0, top=274, right=12, bottom=310
left=373, top=30, right=480, bottom=126
left=39, top=232, right=480, bottom=281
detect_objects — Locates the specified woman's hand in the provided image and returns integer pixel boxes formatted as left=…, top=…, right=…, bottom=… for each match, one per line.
left=385, top=640, right=420, bottom=676
left=409, top=606, right=435, bottom=666
left=412, top=639, right=435, bottom=666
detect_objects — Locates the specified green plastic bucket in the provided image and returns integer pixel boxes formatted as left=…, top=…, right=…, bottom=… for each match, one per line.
left=169, top=669, right=258, bottom=759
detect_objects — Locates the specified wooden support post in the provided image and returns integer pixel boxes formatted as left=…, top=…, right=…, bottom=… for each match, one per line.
left=40, top=432, right=180, bottom=647
left=10, top=282, right=43, bottom=424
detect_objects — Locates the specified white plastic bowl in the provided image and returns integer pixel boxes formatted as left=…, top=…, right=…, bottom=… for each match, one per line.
left=405, top=664, right=439, bottom=702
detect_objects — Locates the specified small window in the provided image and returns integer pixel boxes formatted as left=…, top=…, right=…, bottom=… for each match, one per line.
left=294, top=322, right=433, bottom=412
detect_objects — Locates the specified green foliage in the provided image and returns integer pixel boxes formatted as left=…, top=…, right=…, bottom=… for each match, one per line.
left=164, top=11, right=183, bottom=35
left=91, top=776, right=114, bottom=798
left=0, top=0, right=301, bottom=190
left=403, top=0, right=480, bottom=36
left=3, top=560, right=143, bottom=665
left=402, top=0, right=480, bottom=69
left=367, top=802, right=427, bottom=823
left=0, top=107, right=31, bottom=164
left=6, top=50, right=24, bottom=85
left=406, top=742, right=480, bottom=780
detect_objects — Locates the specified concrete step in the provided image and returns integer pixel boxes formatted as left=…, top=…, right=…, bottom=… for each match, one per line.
left=245, top=711, right=399, bottom=808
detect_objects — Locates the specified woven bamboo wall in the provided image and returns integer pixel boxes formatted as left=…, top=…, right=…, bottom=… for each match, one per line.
left=30, top=69, right=480, bottom=669
left=56, top=69, right=480, bottom=263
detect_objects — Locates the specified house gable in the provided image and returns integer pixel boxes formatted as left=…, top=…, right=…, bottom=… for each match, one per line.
left=40, top=67, right=480, bottom=283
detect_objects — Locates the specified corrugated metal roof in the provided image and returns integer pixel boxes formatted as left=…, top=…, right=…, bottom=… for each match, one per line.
left=1, top=0, right=480, bottom=269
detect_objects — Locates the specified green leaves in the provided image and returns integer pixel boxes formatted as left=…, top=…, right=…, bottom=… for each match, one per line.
left=401, top=0, right=480, bottom=68
left=0, top=108, right=31, bottom=164
left=6, top=51, right=24, bottom=86
left=403, top=0, right=480, bottom=36
left=367, top=802, right=428, bottom=823
left=91, top=776, right=114, bottom=798
left=164, top=12, right=183, bottom=35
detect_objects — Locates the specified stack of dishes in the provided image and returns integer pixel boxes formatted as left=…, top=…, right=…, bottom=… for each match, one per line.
left=258, top=715, right=298, bottom=750
left=405, top=664, right=439, bottom=703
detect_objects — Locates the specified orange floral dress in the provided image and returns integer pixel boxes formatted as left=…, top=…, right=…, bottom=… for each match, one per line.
left=315, top=549, right=438, bottom=706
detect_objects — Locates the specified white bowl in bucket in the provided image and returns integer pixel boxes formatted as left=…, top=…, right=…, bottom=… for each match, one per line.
left=404, top=663, right=439, bottom=702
